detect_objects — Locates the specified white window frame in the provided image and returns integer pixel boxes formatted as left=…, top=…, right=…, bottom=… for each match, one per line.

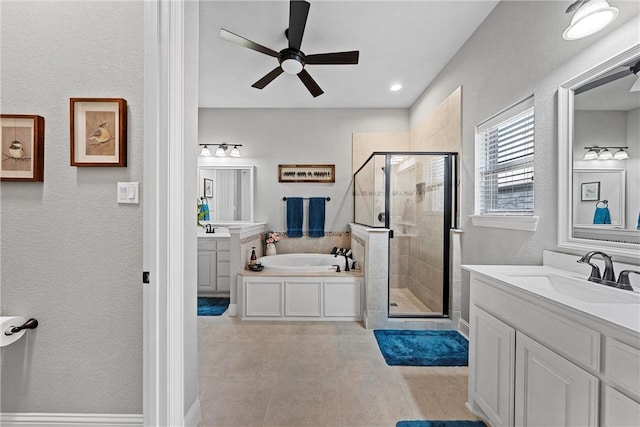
left=471, top=96, right=539, bottom=231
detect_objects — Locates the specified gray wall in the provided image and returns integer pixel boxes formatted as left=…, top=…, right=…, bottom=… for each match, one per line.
left=1, top=1, right=143, bottom=414
left=198, top=108, right=409, bottom=232
left=410, top=0, right=640, bottom=266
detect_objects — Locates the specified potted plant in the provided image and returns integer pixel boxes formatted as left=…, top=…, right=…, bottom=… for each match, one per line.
left=265, top=231, right=280, bottom=256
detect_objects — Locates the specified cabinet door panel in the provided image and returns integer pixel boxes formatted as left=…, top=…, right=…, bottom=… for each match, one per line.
left=604, top=385, right=640, bottom=427
left=197, top=250, right=216, bottom=291
left=470, top=305, right=515, bottom=427
left=515, top=332, right=598, bottom=427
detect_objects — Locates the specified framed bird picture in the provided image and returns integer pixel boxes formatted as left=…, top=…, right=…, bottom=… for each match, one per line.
left=70, top=98, right=127, bottom=167
left=1, top=114, right=45, bottom=181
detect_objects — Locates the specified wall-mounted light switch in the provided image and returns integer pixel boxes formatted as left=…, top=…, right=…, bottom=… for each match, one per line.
left=117, top=182, right=139, bottom=204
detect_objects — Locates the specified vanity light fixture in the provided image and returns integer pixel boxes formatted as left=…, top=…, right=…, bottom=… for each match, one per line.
left=199, top=144, right=212, bottom=157
left=212, top=143, right=243, bottom=157
left=562, top=0, right=619, bottom=41
left=582, top=146, right=630, bottom=160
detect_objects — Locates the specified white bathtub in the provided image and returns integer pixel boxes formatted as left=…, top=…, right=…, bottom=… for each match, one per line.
left=258, top=253, right=347, bottom=272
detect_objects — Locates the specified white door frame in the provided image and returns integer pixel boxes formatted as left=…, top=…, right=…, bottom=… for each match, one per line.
left=143, top=1, right=186, bottom=425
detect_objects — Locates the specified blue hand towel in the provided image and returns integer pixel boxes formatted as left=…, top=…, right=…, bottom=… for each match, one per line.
left=199, top=202, right=210, bottom=221
left=308, top=197, right=326, bottom=238
left=593, top=206, right=611, bottom=224
left=286, top=197, right=303, bottom=237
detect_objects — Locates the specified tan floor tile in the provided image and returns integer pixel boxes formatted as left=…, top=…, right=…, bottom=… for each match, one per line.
left=199, top=376, right=272, bottom=427
left=263, top=376, right=341, bottom=427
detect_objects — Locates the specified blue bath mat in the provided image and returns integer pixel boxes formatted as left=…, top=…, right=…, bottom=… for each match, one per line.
left=397, top=421, right=486, bottom=427
left=374, top=329, right=468, bottom=366
left=197, top=297, right=230, bottom=316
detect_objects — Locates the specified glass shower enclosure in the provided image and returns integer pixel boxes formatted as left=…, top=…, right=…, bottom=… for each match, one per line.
left=354, top=152, right=458, bottom=318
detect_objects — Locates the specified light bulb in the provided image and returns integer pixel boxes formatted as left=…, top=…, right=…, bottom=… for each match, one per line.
left=214, top=145, right=227, bottom=157
left=229, top=146, right=241, bottom=157
left=583, top=149, right=598, bottom=160
left=563, top=0, right=618, bottom=41
left=199, top=145, right=212, bottom=157
left=598, top=148, right=613, bottom=160
left=613, top=148, right=629, bottom=160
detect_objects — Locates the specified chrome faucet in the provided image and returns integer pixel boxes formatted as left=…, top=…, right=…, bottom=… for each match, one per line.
left=577, top=251, right=616, bottom=282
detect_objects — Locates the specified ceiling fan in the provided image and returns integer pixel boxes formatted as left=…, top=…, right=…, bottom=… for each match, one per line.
left=219, top=0, right=359, bottom=98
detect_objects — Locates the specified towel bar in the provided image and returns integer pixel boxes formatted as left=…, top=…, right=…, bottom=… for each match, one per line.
left=282, top=197, right=330, bottom=201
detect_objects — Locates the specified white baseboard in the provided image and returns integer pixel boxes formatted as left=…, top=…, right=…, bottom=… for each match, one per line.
left=0, top=413, right=143, bottom=427
left=184, top=398, right=201, bottom=427
left=458, top=318, right=470, bottom=339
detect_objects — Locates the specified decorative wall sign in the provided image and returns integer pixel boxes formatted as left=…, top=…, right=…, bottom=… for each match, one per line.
left=581, top=181, right=600, bottom=201
left=1, top=114, right=45, bottom=181
left=70, top=98, right=127, bottom=166
left=278, top=164, right=335, bottom=183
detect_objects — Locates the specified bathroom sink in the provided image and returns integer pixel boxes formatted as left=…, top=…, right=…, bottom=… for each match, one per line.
left=506, top=273, right=637, bottom=304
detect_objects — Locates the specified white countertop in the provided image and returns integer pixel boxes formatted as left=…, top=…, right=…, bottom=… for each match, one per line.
left=463, top=264, right=640, bottom=334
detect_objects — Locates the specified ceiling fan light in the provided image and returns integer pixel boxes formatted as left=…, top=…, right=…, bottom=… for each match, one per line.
left=613, top=148, right=629, bottom=160
left=229, top=146, right=241, bottom=157
left=583, top=148, right=599, bottom=160
left=563, top=0, right=618, bottom=41
left=598, top=148, right=613, bottom=160
left=281, top=58, right=303, bottom=75
left=199, top=145, right=212, bottom=157
left=214, top=145, right=227, bottom=157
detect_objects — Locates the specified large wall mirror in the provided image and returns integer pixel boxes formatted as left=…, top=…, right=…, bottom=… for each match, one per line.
left=558, top=44, right=640, bottom=258
left=198, top=165, right=255, bottom=223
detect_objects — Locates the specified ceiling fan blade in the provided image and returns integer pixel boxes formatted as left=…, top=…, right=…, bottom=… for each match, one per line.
left=252, top=67, right=284, bottom=89
left=566, top=0, right=588, bottom=13
left=288, top=0, right=310, bottom=51
left=575, top=69, right=631, bottom=95
left=220, top=29, right=278, bottom=58
left=297, top=69, right=324, bottom=97
left=305, top=51, right=360, bottom=65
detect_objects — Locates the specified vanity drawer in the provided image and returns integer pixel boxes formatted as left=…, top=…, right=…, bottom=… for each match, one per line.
left=605, top=338, right=640, bottom=398
left=217, top=240, right=230, bottom=250
left=198, top=239, right=217, bottom=251
left=473, top=277, right=600, bottom=372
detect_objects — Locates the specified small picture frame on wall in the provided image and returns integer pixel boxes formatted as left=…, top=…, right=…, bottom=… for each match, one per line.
left=70, top=98, right=127, bottom=167
left=581, top=181, right=600, bottom=201
left=278, top=164, right=335, bottom=183
left=204, top=178, right=213, bottom=198
left=1, top=114, right=45, bottom=181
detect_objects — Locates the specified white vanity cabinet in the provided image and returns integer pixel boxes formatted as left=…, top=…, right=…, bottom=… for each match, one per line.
left=465, top=265, right=640, bottom=427
left=197, top=237, right=230, bottom=293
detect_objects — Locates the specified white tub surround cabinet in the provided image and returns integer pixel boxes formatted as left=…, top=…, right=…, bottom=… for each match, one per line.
left=464, top=265, right=640, bottom=427
left=238, top=272, right=364, bottom=321
left=197, top=233, right=231, bottom=294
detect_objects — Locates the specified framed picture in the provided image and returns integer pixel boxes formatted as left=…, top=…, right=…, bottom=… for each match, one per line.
left=278, top=164, right=335, bottom=183
left=1, top=114, right=45, bottom=181
left=581, top=181, right=600, bottom=201
left=204, top=178, right=213, bottom=198
left=70, top=98, right=127, bottom=166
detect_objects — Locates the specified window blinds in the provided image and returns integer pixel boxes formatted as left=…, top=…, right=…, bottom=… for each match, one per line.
left=476, top=97, right=535, bottom=214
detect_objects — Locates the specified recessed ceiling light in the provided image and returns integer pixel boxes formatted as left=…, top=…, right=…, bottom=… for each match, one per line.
left=390, top=83, right=402, bottom=92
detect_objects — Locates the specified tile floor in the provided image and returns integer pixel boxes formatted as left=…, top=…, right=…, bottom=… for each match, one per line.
left=389, top=288, right=432, bottom=315
left=198, top=314, right=478, bottom=427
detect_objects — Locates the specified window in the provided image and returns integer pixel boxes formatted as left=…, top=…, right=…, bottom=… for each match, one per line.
left=476, top=96, right=535, bottom=215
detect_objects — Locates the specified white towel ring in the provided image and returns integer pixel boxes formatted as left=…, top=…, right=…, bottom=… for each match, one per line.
left=596, top=200, right=608, bottom=208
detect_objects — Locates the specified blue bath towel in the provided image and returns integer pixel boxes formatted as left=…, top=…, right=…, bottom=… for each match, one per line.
left=308, top=197, right=326, bottom=238
left=286, top=197, right=303, bottom=237
left=593, top=206, right=611, bottom=224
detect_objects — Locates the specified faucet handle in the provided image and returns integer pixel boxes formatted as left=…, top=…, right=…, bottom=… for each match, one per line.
left=617, top=270, right=639, bottom=290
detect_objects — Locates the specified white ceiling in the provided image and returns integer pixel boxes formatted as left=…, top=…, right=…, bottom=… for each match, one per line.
left=199, top=0, right=499, bottom=109
left=575, top=72, right=640, bottom=111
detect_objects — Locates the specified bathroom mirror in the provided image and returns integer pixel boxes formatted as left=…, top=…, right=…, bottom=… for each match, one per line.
left=558, top=44, right=640, bottom=258
left=198, top=165, right=255, bottom=223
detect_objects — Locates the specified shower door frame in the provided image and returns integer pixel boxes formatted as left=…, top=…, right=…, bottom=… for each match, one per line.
left=353, top=151, right=459, bottom=319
